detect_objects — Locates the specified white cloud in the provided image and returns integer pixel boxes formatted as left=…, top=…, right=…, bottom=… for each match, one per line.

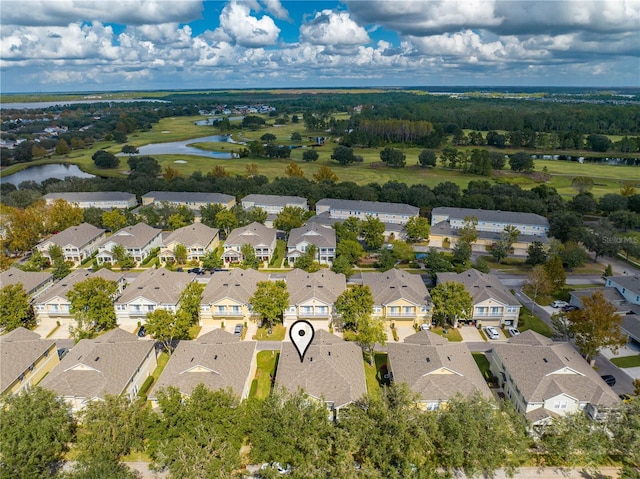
left=299, top=9, right=369, bottom=46
left=0, top=0, right=203, bottom=26
left=215, top=0, right=280, bottom=47
left=261, top=0, right=290, bottom=21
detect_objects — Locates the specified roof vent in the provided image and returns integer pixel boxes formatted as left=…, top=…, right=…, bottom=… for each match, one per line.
left=543, top=358, right=548, bottom=363
left=94, top=356, right=100, bottom=361
left=447, top=356, right=451, bottom=361
left=223, top=283, right=228, bottom=287
left=328, top=351, right=331, bottom=356
left=426, top=357, right=430, bottom=363
left=309, top=357, right=313, bottom=362
left=214, top=355, right=218, bottom=360
left=154, top=287, right=160, bottom=290
left=190, top=357, right=194, bottom=362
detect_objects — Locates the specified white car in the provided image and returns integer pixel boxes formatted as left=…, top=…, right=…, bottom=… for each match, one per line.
left=506, top=327, right=520, bottom=337
left=420, top=323, right=431, bottom=331
left=484, top=326, right=500, bottom=340
left=551, top=300, right=569, bottom=308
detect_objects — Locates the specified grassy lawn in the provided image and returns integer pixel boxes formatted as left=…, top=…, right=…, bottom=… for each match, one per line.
left=610, top=355, right=640, bottom=368
left=268, top=239, right=286, bottom=268
left=430, top=326, right=463, bottom=342
left=518, top=308, right=554, bottom=337
left=254, top=324, right=286, bottom=341
left=472, top=352, right=492, bottom=381
left=152, top=352, right=170, bottom=382
left=249, top=350, right=280, bottom=399
left=363, top=352, right=389, bottom=396
left=189, top=325, right=202, bottom=339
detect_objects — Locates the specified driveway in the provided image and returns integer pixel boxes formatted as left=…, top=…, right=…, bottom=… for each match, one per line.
left=458, top=325, right=484, bottom=342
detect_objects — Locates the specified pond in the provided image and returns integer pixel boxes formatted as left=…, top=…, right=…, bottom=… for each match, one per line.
left=126, top=134, right=245, bottom=159
left=2, top=163, right=95, bottom=186
left=531, top=154, right=639, bottom=166
left=0, top=99, right=169, bottom=110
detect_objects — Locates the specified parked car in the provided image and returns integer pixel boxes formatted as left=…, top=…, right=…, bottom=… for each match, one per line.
left=562, top=305, right=579, bottom=312
left=601, top=374, right=616, bottom=387
left=137, top=326, right=146, bottom=337
left=176, top=267, right=184, bottom=272
left=506, top=327, right=520, bottom=337
left=420, top=323, right=431, bottom=331
left=484, top=326, right=500, bottom=340
left=551, top=300, right=569, bottom=308
left=234, top=324, right=243, bottom=337
left=188, top=267, right=205, bottom=274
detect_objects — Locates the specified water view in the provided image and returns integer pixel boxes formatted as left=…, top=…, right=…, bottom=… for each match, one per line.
left=2, top=164, right=95, bottom=185
left=127, top=134, right=244, bottom=159
left=0, top=99, right=169, bottom=110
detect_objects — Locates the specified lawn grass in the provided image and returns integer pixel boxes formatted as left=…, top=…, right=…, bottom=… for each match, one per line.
left=152, top=352, right=170, bottom=382
left=472, top=352, right=492, bottom=380
left=250, top=350, right=280, bottom=399
left=430, top=326, right=463, bottom=342
left=268, top=239, right=286, bottom=268
left=188, top=325, right=202, bottom=339
left=518, top=308, right=554, bottom=337
left=610, top=355, right=640, bottom=368
left=254, top=324, right=286, bottom=341
left=363, top=352, right=389, bottom=396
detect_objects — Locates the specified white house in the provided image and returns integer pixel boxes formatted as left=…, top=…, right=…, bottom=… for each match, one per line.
left=96, top=223, right=162, bottom=266
left=36, top=223, right=106, bottom=265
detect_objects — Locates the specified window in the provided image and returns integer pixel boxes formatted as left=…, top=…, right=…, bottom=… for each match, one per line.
left=426, top=402, right=439, bottom=411
left=553, top=400, right=568, bottom=409
left=216, top=306, right=225, bottom=313
left=507, top=307, right=517, bottom=313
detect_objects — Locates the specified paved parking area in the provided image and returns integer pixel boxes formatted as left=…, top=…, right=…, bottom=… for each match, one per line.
left=458, top=325, right=485, bottom=342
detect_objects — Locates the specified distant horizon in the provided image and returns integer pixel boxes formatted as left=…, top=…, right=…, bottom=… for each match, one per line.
left=2, top=1, right=638, bottom=93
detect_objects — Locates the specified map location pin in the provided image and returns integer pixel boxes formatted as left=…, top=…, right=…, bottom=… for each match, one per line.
left=289, top=320, right=315, bottom=363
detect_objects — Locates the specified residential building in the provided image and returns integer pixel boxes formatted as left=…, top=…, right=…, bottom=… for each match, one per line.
left=141, top=191, right=236, bottom=210
left=33, top=269, right=125, bottom=322
left=436, top=269, right=520, bottom=327
left=240, top=194, right=308, bottom=227
left=286, top=224, right=336, bottom=265
left=387, top=330, right=492, bottom=410
left=0, top=328, right=59, bottom=396
left=315, top=198, right=419, bottom=226
left=490, top=330, right=620, bottom=425
left=148, top=329, right=256, bottom=406
left=604, top=275, right=640, bottom=305
left=275, top=330, right=367, bottom=420
left=361, top=269, right=432, bottom=325
left=221, top=222, right=277, bottom=266
left=114, top=268, right=194, bottom=327
left=200, top=268, right=265, bottom=325
left=96, top=222, right=162, bottom=265
left=43, top=192, right=137, bottom=209
left=35, top=223, right=106, bottom=265
left=40, top=328, right=157, bottom=413
left=0, top=268, right=53, bottom=297
left=159, top=223, right=220, bottom=263
left=429, top=207, right=549, bottom=254
left=284, top=269, right=346, bottom=325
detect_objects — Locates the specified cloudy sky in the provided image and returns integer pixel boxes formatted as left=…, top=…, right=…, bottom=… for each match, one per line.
left=1, top=0, right=639, bottom=93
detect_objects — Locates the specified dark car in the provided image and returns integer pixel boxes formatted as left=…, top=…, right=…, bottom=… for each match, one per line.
left=234, top=324, right=243, bottom=337
left=562, top=305, right=579, bottom=312
left=188, top=267, right=205, bottom=275
left=137, top=326, right=146, bottom=337
left=601, top=374, right=616, bottom=387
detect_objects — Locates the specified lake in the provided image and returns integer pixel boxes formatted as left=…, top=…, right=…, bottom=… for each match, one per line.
left=2, top=164, right=95, bottom=185
left=0, top=99, right=169, bottom=110
left=125, top=134, right=245, bottom=159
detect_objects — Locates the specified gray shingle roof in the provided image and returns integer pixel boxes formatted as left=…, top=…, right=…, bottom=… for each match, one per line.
left=43, top=192, right=136, bottom=203
left=116, top=268, right=194, bottom=305
left=142, top=191, right=235, bottom=205
left=241, top=194, right=307, bottom=208
left=431, top=207, right=549, bottom=227
left=621, top=314, right=640, bottom=342
left=201, top=268, right=266, bottom=305
left=35, top=269, right=122, bottom=304
left=430, top=221, right=550, bottom=244
left=0, top=268, right=53, bottom=295
left=316, top=198, right=419, bottom=216
left=287, top=224, right=336, bottom=249
left=276, top=330, right=367, bottom=408
left=286, top=269, right=346, bottom=306
left=492, top=341, right=620, bottom=407
left=162, top=223, right=219, bottom=248
left=387, top=331, right=492, bottom=401
left=0, top=328, right=56, bottom=393
left=149, top=331, right=256, bottom=400
left=606, top=275, right=640, bottom=297
left=362, top=269, right=431, bottom=306
left=102, top=222, right=162, bottom=249
left=39, top=328, right=155, bottom=400
left=224, top=222, right=276, bottom=248
left=437, top=269, right=519, bottom=307
left=37, top=223, right=105, bottom=249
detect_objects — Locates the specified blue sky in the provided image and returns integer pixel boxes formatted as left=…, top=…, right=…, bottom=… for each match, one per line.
left=1, top=0, right=639, bottom=93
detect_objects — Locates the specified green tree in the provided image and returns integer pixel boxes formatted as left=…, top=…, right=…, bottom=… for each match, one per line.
left=609, top=396, right=640, bottom=478
left=560, top=241, right=589, bottom=270
left=330, top=255, right=354, bottom=277
left=201, top=249, right=223, bottom=270
left=91, top=150, right=119, bottom=169
left=274, top=206, right=309, bottom=236
left=418, top=149, right=437, bottom=167
left=199, top=203, right=226, bottom=229
left=179, top=281, right=205, bottom=326
left=173, top=243, right=187, bottom=265
left=375, top=248, right=396, bottom=271
left=458, top=216, right=479, bottom=244
left=293, top=244, right=320, bottom=273
left=526, top=241, right=548, bottom=265
left=145, top=309, right=191, bottom=353
left=550, top=312, right=573, bottom=341
left=290, top=131, right=302, bottom=142
left=331, top=145, right=357, bottom=165
left=489, top=241, right=509, bottom=264
left=60, top=458, right=141, bottom=479
left=404, top=216, right=430, bottom=243
left=284, top=162, right=305, bottom=178
left=45, top=198, right=83, bottom=234
left=334, top=217, right=361, bottom=242
left=260, top=133, right=276, bottom=142
left=111, top=244, right=135, bottom=269
left=523, top=265, right=552, bottom=314
left=508, top=151, right=534, bottom=172
left=68, top=277, right=119, bottom=337
left=380, top=147, right=406, bottom=168
left=0, top=388, right=75, bottom=479
left=452, top=240, right=472, bottom=265
left=544, top=255, right=566, bottom=290
left=566, top=290, right=627, bottom=362
left=313, top=165, right=339, bottom=183
left=423, top=247, right=453, bottom=282
left=571, top=176, right=595, bottom=193
left=473, top=256, right=490, bottom=273
left=250, top=280, right=289, bottom=328
left=361, top=216, right=385, bottom=250
left=121, top=144, right=139, bottom=155
left=356, top=314, right=387, bottom=365
left=102, top=209, right=128, bottom=232
left=51, top=256, right=71, bottom=280
left=215, top=209, right=239, bottom=237
left=430, top=281, right=473, bottom=327
left=302, top=149, right=319, bottom=162
left=241, top=243, right=260, bottom=270
left=167, top=213, right=187, bottom=231
left=335, top=285, right=374, bottom=330
left=55, top=138, right=70, bottom=155
left=583, top=220, right=621, bottom=262
left=0, top=284, right=36, bottom=331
